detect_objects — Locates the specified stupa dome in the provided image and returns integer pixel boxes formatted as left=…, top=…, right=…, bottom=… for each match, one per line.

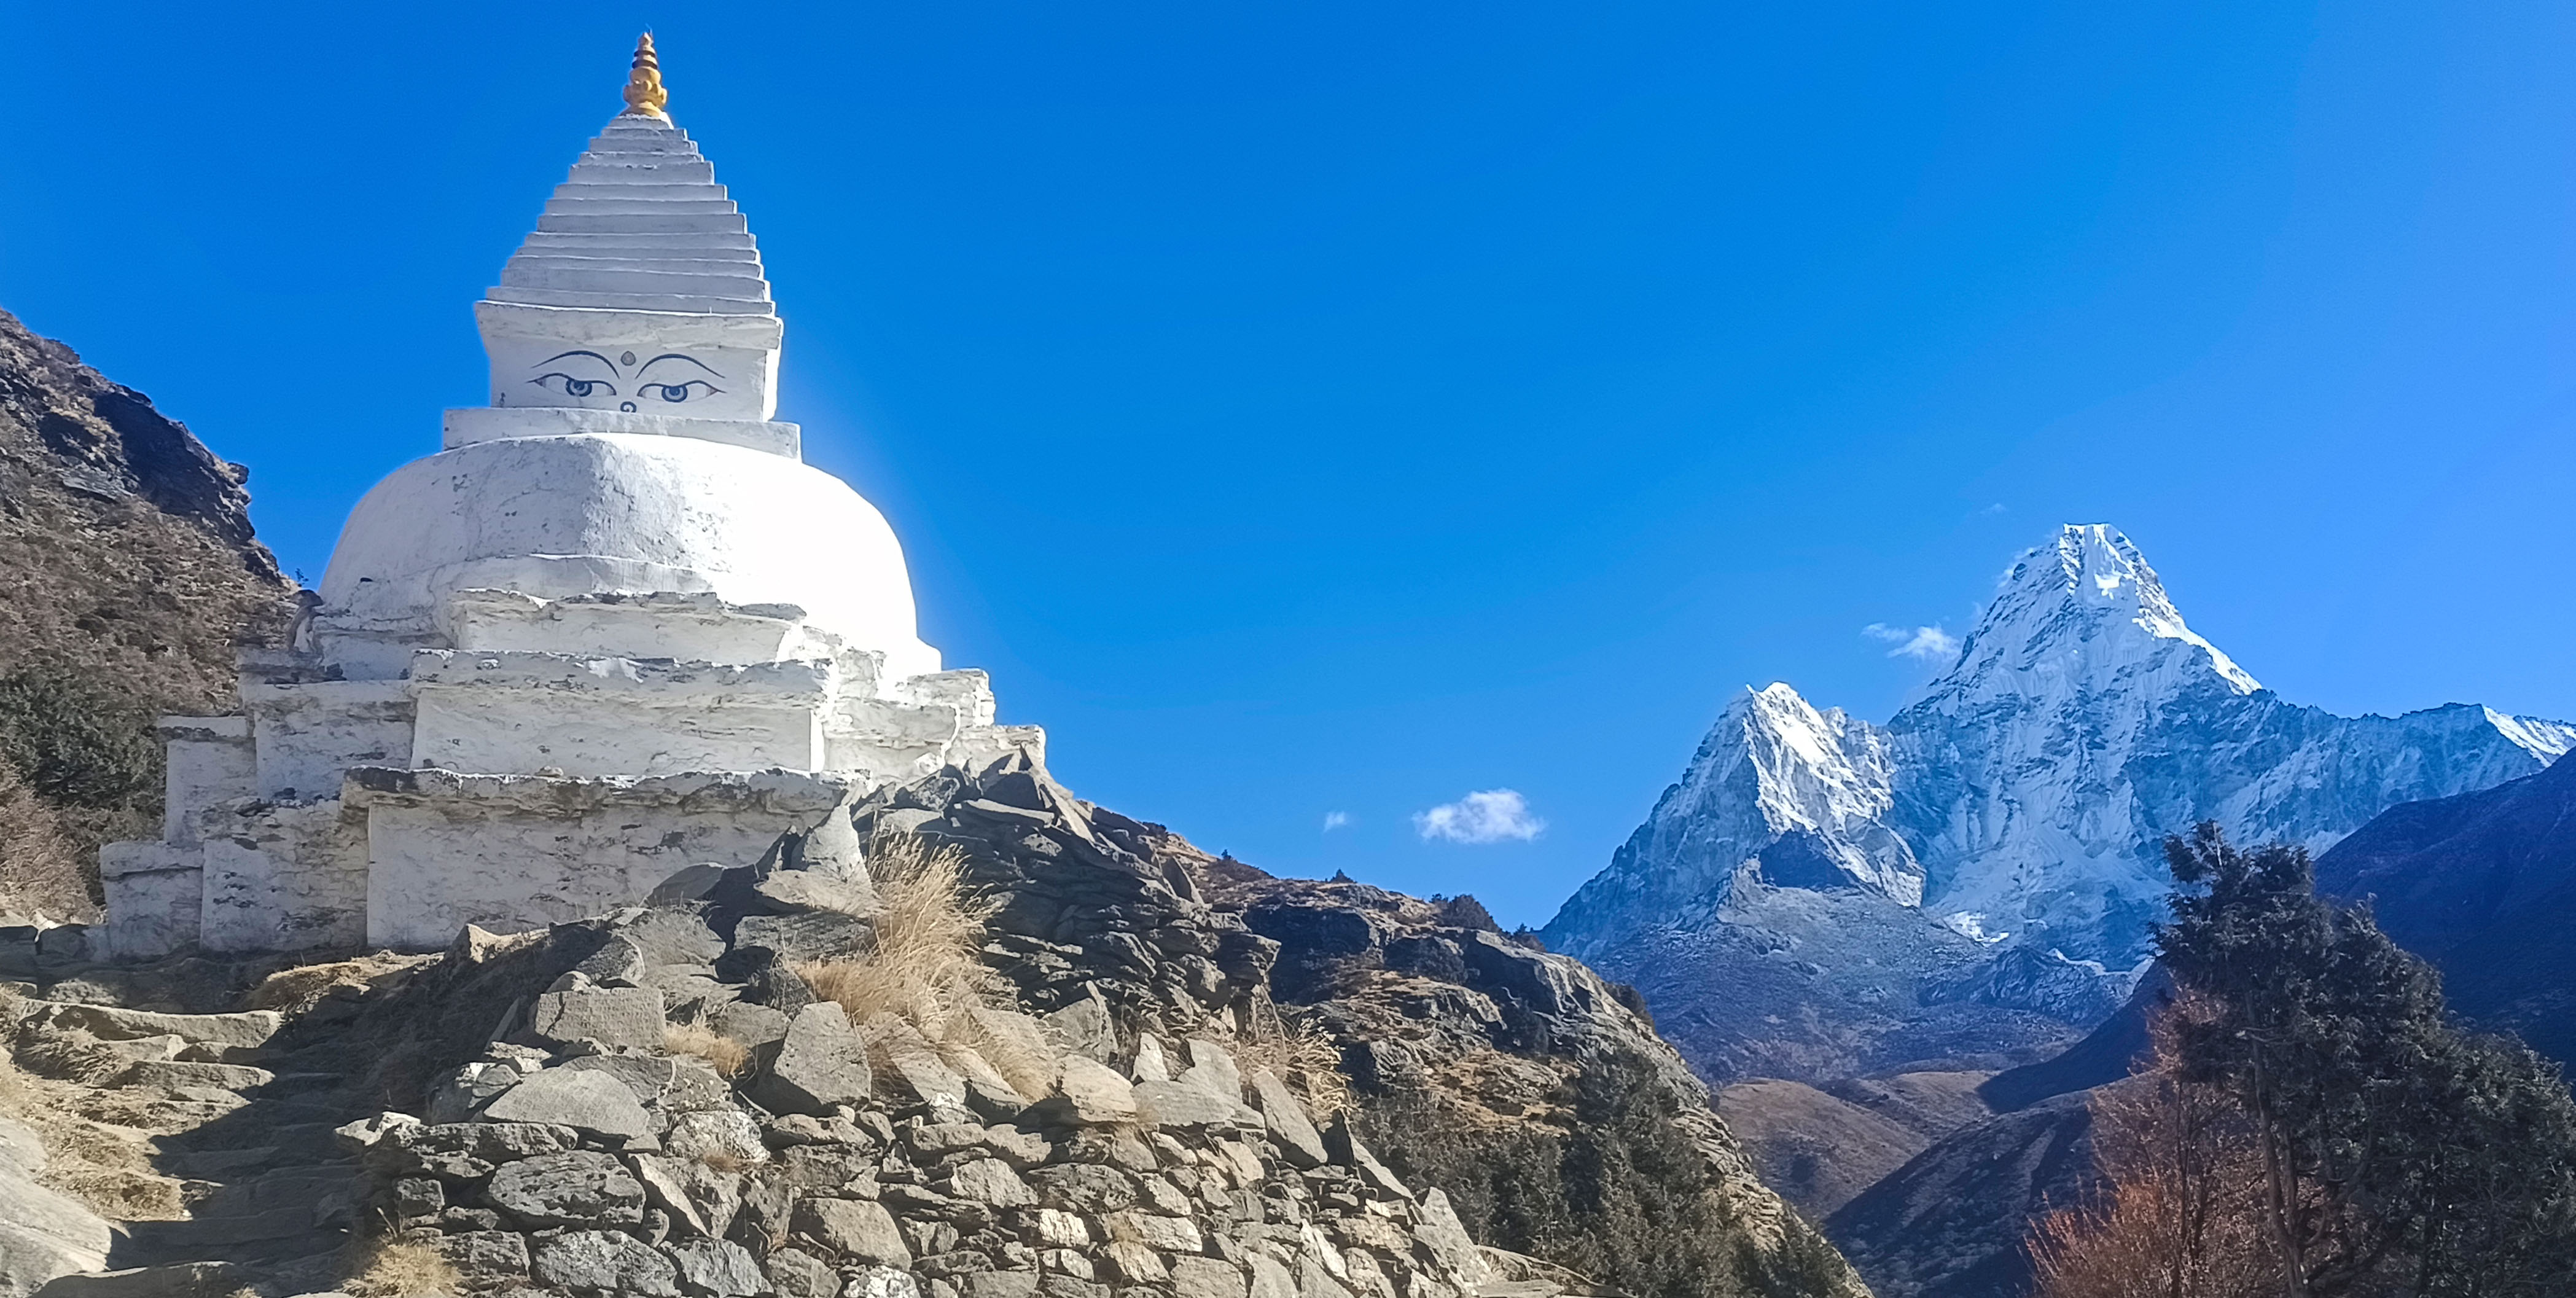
left=318, top=432, right=940, bottom=679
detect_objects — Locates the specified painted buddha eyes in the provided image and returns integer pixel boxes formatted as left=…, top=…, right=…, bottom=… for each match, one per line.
left=531, top=372, right=615, bottom=398
left=525, top=351, right=727, bottom=409
left=639, top=380, right=717, bottom=404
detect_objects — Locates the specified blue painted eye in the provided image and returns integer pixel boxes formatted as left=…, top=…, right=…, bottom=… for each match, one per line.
left=639, top=381, right=719, bottom=404
left=529, top=373, right=617, bottom=399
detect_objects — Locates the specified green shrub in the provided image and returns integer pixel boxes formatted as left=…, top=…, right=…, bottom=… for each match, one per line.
left=1358, top=1047, right=1854, bottom=1297
left=1430, top=893, right=1501, bottom=932
left=0, top=668, right=160, bottom=810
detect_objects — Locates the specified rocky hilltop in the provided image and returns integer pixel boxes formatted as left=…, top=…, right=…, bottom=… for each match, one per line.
left=1, top=756, right=1867, bottom=1298
left=1542, top=524, right=2569, bottom=1083
left=0, top=308, right=294, bottom=917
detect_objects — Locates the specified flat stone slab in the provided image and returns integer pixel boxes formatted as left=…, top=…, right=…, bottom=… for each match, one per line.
left=531, top=985, right=667, bottom=1050
left=664, top=1238, right=763, bottom=1298
left=487, top=1151, right=646, bottom=1228
left=789, top=1197, right=911, bottom=1265
left=1415, top=1189, right=1489, bottom=1283
left=113, top=1061, right=275, bottom=1092
left=1247, top=1068, right=1325, bottom=1168
left=872, top=1024, right=967, bottom=1111
left=714, top=999, right=790, bottom=1048
left=31, top=1262, right=241, bottom=1298
left=533, top=1229, right=679, bottom=1296
left=1169, top=1258, right=1247, bottom=1298
left=1041, top=996, right=1117, bottom=1063
left=429, top=1230, right=531, bottom=1280
left=665, top=1109, right=769, bottom=1165
left=480, top=1069, right=654, bottom=1141
left=563, top=1054, right=730, bottom=1111
left=1325, top=1112, right=1408, bottom=1199
left=42, top=1005, right=281, bottom=1050
left=1177, top=1039, right=1243, bottom=1100
left=733, top=910, right=870, bottom=963
left=0, top=1118, right=46, bottom=1176
left=959, top=1275, right=1039, bottom=1298
left=1133, top=1079, right=1241, bottom=1130
left=751, top=870, right=875, bottom=917
left=2, top=1157, right=112, bottom=1291
left=1042, top=1056, right=1138, bottom=1127
left=942, top=1157, right=1033, bottom=1208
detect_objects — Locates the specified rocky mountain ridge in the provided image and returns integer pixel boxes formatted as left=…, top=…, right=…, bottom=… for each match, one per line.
left=1543, top=523, right=2570, bottom=1082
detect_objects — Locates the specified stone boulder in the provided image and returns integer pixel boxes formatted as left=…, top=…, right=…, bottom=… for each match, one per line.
left=748, top=1003, right=868, bottom=1116
left=485, top=1151, right=646, bottom=1228
left=663, top=1238, right=762, bottom=1298
left=478, top=1068, right=654, bottom=1140
left=787, top=1197, right=911, bottom=1266
left=529, top=984, right=667, bottom=1050
left=1040, top=1057, right=1137, bottom=1127
left=533, top=1229, right=680, bottom=1296
left=1246, top=1068, right=1325, bottom=1168
left=37, top=1005, right=280, bottom=1055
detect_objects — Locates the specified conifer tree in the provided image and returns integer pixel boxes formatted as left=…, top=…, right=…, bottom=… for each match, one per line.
left=2153, top=824, right=2576, bottom=1297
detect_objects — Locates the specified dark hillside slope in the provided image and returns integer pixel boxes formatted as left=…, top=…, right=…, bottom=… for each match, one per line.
left=1823, top=1092, right=2094, bottom=1298
left=0, top=308, right=294, bottom=916
left=2314, top=753, right=2576, bottom=1062
left=1975, top=965, right=2168, bottom=1114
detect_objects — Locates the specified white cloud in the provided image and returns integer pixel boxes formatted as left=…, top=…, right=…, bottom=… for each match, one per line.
left=1413, top=789, right=1545, bottom=844
left=1865, top=622, right=1961, bottom=663
left=1322, top=811, right=1351, bottom=832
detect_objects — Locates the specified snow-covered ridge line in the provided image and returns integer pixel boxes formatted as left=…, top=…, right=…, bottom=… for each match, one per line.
left=1546, top=523, right=2570, bottom=1017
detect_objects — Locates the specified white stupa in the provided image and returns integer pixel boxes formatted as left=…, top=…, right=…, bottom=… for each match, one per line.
left=100, top=38, right=1034, bottom=956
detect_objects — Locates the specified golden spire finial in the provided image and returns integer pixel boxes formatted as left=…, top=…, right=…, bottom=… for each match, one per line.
left=622, top=33, right=669, bottom=117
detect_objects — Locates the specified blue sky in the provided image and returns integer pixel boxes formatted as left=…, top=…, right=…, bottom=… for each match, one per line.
left=7, top=3, right=2575, bottom=925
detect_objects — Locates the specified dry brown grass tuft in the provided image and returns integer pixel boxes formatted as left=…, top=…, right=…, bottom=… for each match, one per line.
left=11, top=1023, right=136, bottom=1087
left=1237, top=1009, right=1352, bottom=1119
left=948, top=1004, right=1060, bottom=1100
left=44, top=1162, right=186, bottom=1219
left=664, top=1022, right=751, bottom=1078
left=344, top=1237, right=462, bottom=1298
left=0, top=762, right=88, bottom=920
left=797, top=833, right=1005, bottom=1044
left=243, top=952, right=427, bottom=1014
left=0, top=1014, right=185, bottom=1219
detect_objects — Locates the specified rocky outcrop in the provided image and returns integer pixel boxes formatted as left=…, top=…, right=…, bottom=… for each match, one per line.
left=4, top=757, right=1868, bottom=1298
left=1191, top=870, right=1867, bottom=1296
left=0, top=308, right=288, bottom=692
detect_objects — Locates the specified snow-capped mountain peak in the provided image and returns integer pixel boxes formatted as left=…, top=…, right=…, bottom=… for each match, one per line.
left=1913, top=524, right=2258, bottom=721
left=1542, top=522, right=2574, bottom=1077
